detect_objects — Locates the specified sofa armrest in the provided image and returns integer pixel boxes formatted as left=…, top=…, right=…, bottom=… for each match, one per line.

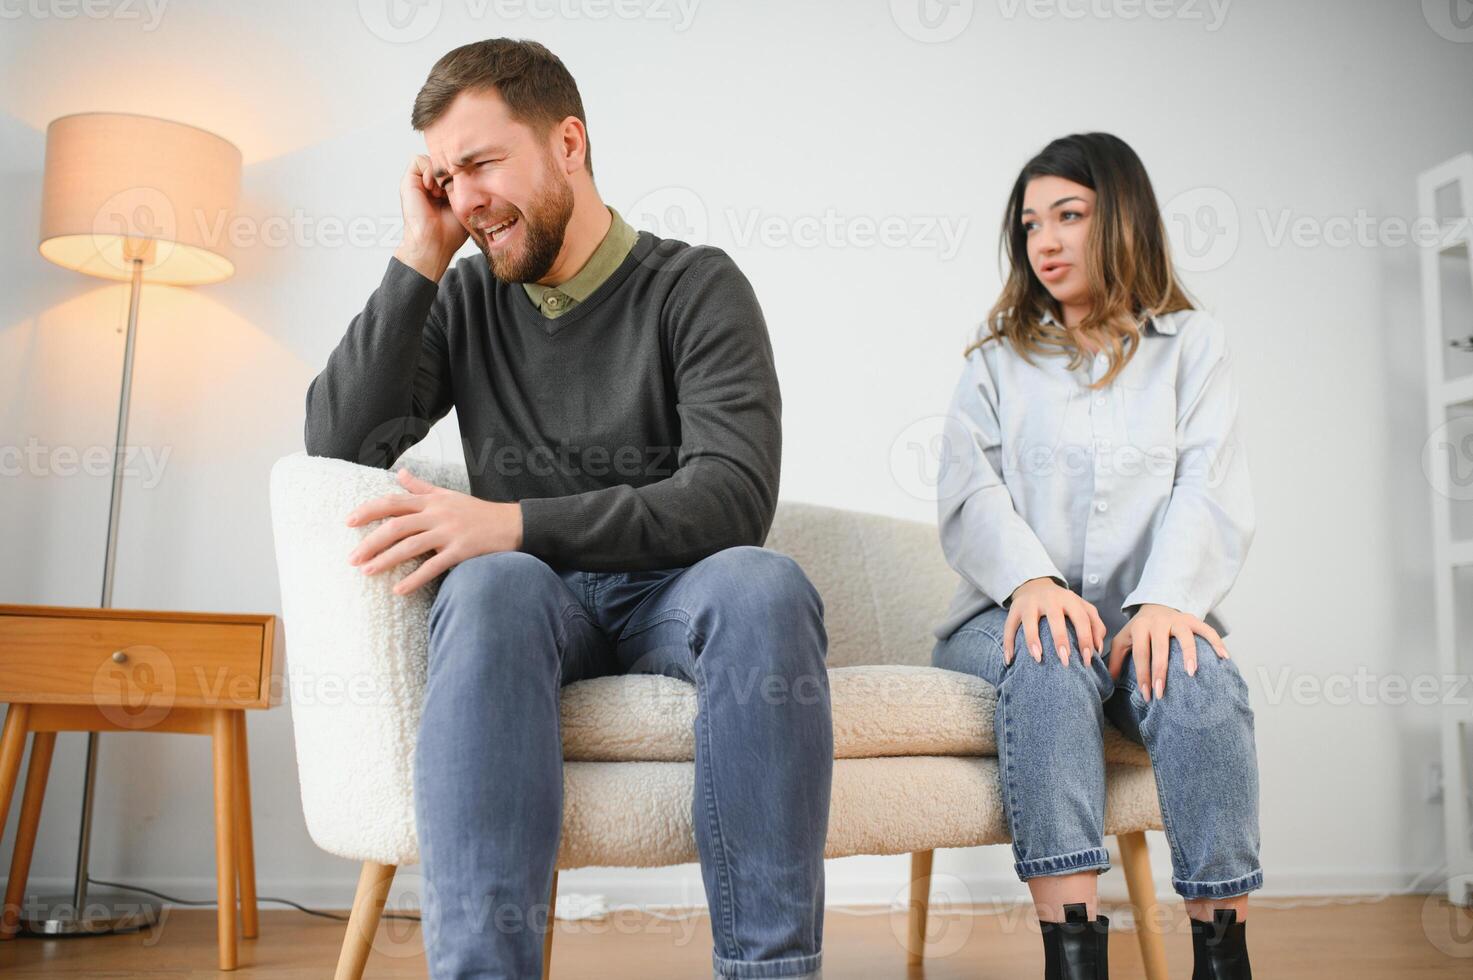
left=267, top=450, right=469, bottom=865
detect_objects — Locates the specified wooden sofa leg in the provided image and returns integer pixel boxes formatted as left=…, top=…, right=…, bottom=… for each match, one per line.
left=1118, top=832, right=1168, bottom=980
left=335, top=861, right=397, bottom=980
left=905, top=849, right=934, bottom=965
left=542, top=870, right=558, bottom=980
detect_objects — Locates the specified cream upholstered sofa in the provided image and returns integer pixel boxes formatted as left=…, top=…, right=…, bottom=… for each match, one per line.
left=268, top=451, right=1169, bottom=980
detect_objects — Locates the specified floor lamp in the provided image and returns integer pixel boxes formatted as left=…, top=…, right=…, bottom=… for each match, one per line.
left=30, top=112, right=241, bottom=935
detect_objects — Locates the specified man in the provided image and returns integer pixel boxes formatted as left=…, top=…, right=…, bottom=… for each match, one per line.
left=304, top=38, right=832, bottom=980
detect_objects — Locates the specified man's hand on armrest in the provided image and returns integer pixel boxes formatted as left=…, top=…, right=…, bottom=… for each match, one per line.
left=344, top=467, right=524, bottom=596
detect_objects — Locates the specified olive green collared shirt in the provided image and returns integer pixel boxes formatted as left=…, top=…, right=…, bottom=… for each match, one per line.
left=522, top=206, right=639, bottom=318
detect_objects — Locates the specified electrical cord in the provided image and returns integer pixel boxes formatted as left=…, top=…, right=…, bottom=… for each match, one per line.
left=83, top=876, right=421, bottom=922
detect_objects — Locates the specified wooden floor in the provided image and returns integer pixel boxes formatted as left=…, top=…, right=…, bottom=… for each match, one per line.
left=0, top=896, right=1468, bottom=977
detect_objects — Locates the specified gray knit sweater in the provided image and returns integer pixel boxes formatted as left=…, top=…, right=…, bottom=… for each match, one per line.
left=304, top=231, right=782, bottom=572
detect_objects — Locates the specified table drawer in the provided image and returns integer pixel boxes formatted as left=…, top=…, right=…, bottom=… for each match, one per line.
left=0, top=615, right=266, bottom=708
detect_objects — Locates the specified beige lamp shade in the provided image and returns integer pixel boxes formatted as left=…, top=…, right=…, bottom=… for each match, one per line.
left=39, top=112, right=241, bottom=285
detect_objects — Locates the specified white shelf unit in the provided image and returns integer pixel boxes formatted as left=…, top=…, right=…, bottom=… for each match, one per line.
left=1419, top=151, right=1473, bottom=908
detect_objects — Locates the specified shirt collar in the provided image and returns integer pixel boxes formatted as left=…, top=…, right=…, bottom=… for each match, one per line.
left=1145, top=313, right=1177, bottom=335
left=522, top=206, right=639, bottom=310
left=1038, top=308, right=1177, bottom=335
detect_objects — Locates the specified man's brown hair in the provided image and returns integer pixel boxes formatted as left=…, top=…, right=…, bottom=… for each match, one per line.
left=411, top=38, right=592, bottom=177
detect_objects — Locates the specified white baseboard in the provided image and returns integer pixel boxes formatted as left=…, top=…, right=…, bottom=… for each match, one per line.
left=19, top=866, right=1441, bottom=915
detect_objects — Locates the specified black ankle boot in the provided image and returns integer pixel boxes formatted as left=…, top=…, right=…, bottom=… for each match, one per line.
left=1039, top=902, right=1109, bottom=979
left=1191, top=908, right=1251, bottom=979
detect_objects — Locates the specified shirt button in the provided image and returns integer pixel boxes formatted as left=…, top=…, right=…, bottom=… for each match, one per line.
left=1094, top=395, right=1106, bottom=407
left=1095, top=501, right=1108, bottom=513
left=1087, top=574, right=1100, bottom=585
left=546, top=296, right=560, bottom=307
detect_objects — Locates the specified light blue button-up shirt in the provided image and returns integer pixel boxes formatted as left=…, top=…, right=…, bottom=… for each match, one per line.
left=932, top=308, right=1255, bottom=642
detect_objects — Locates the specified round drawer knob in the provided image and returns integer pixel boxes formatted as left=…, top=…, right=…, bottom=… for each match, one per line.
left=111, top=650, right=128, bottom=664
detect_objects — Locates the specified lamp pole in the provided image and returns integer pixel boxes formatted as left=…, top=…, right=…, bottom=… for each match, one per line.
left=25, top=250, right=162, bottom=936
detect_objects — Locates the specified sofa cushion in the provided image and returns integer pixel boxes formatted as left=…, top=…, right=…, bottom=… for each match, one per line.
left=553, top=756, right=1162, bottom=870
left=560, top=664, right=1151, bottom=766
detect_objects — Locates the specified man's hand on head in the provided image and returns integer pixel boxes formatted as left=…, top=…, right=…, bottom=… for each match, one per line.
left=344, top=467, right=524, bottom=596
left=394, top=153, right=469, bottom=282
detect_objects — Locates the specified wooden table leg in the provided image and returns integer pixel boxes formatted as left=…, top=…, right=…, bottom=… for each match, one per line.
left=0, top=702, right=32, bottom=936
left=212, top=708, right=238, bottom=970
left=2, top=730, right=56, bottom=939
left=0, top=705, right=31, bottom=838
left=233, top=710, right=258, bottom=940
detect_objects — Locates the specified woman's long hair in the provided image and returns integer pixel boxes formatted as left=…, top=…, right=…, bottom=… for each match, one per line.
left=968, top=132, right=1195, bottom=388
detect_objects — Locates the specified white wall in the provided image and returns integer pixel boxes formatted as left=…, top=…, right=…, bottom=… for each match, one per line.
left=2, top=0, right=1470, bottom=916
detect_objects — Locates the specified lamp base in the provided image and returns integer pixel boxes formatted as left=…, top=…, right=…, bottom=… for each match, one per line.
left=15, top=891, right=162, bottom=936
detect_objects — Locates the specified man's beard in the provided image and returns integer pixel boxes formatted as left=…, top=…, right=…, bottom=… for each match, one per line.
left=470, top=156, right=574, bottom=284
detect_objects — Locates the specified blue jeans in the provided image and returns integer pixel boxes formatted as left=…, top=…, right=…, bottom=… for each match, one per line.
left=414, top=546, right=833, bottom=980
left=931, top=606, right=1262, bottom=900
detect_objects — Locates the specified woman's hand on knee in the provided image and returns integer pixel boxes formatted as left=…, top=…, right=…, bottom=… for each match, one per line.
left=1108, top=603, right=1229, bottom=701
left=1003, top=577, right=1107, bottom=667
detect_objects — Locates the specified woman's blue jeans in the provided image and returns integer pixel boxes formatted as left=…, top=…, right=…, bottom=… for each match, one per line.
left=413, top=546, right=832, bottom=980
left=931, top=605, right=1263, bottom=900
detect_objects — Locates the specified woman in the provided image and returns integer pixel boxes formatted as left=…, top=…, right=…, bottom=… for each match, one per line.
left=930, top=132, right=1260, bottom=979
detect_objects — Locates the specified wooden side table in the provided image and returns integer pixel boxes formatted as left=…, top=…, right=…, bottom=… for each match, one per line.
left=0, top=604, right=282, bottom=971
